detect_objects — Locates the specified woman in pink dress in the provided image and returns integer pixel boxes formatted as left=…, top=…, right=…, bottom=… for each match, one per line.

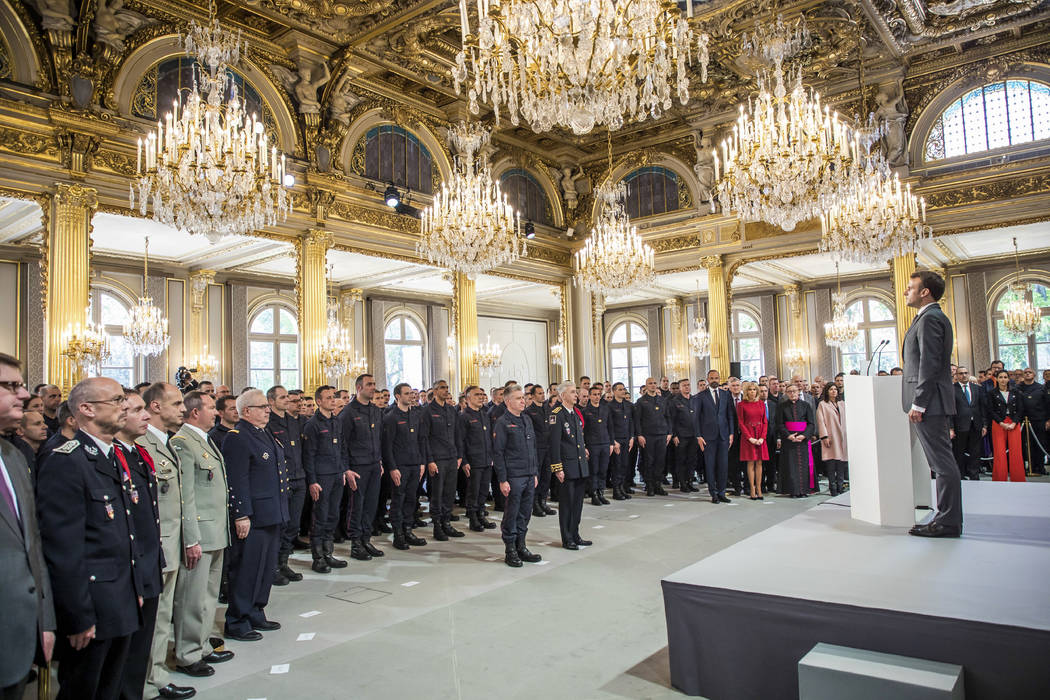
left=736, top=382, right=769, bottom=500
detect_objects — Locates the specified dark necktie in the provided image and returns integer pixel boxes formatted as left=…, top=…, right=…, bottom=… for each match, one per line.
left=964, top=384, right=971, bottom=404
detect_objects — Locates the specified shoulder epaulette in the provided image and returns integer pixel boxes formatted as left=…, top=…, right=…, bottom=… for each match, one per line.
left=170, top=435, right=186, bottom=441
left=52, top=439, right=80, bottom=454
left=228, top=429, right=239, bottom=434
left=552, top=406, right=563, bottom=414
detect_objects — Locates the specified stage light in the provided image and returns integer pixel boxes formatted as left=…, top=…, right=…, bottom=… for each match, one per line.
left=524, top=221, right=536, bottom=239
left=384, top=182, right=401, bottom=208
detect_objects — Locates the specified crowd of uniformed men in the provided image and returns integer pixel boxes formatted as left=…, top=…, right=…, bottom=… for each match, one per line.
left=2, top=350, right=1049, bottom=700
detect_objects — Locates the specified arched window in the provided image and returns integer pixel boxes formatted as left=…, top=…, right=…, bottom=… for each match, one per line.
left=500, top=168, right=551, bottom=225
left=608, top=321, right=650, bottom=400
left=731, top=309, right=763, bottom=381
left=131, top=57, right=278, bottom=142
left=992, top=283, right=1050, bottom=371
left=89, top=289, right=137, bottom=387
left=622, top=166, right=687, bottom=219
left=836, top=297, right=898, bottom=374
left=384, top=314, right=425, bottom=389
left=249, top=304, right=299, bottom=390
left=924, top=79, right=1050, bottom=162
left=361, top=125, right=435, bottom=195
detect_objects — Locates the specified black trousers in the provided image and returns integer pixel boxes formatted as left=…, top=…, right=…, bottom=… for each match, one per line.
left=913, top=416, right=963, bottom=528
left=335, top=482, right=351, bottom=539
left=311, top=472, right=343, bottom=548
left=501, top=475, right=535, bottom=547
left=727, top=433, right=744, bottom=492
left=119, top=594, right=158, bottom=700
left=640, top=434, right=668, bottom=486
left=226, top=523, right=279, bottom=636
left=675, top=437, right=699, bottom=487
left=558, top=476, right=587, bottom=543
left=374, top=469, right=392, bottom=525
left=56, top=632, right=132, bottom=700
left=609, top=441, right=629, bottom=489
left=588, top=445, right=610, bottom=492
left=825, top=459, right=848, bottom=496
left=1023, top=419, right=1048, bottom=474
left=762, top=451, right=778, bottom=494
left=1, top=675, right=28, bottom=700
left=279, top=479, right=306, bottom=557
left=389, top=464, right=421, bottom=531
left=535, top=451, right=551, bottom=501
left=626, top=441, right=640, bottom=486
left=953, top=429, right=983, bottom=480
left=430, top=458, right=458, bottom=523
left=348, top=464, right=381, bottom=540
left=703, top=437, right=729, bottom=498
left=466, top=464, right=492, bottom=516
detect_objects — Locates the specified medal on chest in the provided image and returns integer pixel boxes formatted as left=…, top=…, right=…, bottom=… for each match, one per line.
left=105, top=502, right=115, bottom=519
left=130, top=487, right=139, bottom=504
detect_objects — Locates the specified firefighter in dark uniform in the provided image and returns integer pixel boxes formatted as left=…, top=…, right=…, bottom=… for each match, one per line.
left=634, top=377, right=671, bottom=497
left=302, top=385, right=348, bottom=573
left=381, top=382, right=428, bottom=550
left=582, top=385, right=615, bottom=505
left=548, top=381, right=591, bottom=551
left=36, top=377, right=142, bottom=700
left=525, top=384, right=556, bottom=516
left=668, top=378, right=701, bottom=493
left=458, top=385, right=497, bottom=532
left=422, top=379, right=463, bottom=541
left=608, top=382, right=635, bottom=500
left=341, top=374, right=385, bottom=561
left=266, top=385, right=305, bottom=585
left=493, top=385, right=542, bottom=567
left=221, top=389, right=288, bottom=641
left=1016, top=369, right=1049, bottom=475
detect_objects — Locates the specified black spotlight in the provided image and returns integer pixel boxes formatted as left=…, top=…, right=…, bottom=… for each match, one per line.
left=383, top=182, right=401, bottom=208
left=524, top=221, right=536, bottom=239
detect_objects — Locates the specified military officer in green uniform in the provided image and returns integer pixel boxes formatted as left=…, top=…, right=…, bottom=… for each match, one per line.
left=170, top=391, right=233, bottom=678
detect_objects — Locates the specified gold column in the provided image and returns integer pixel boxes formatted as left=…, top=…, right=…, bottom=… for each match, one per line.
left=592, top=293, right=606, bottom=380
left=339, top=288, right=364, bottom=387
left=46, top=183, right=97, bottom=394
left=188, top=269, right=216, bottom=367
left=454, top=272, right=479, bottom=389
left=892, top=253, right=917, bottom=344
left=561, top=279, right=574, bottom=379
left=702, top=255, right=730, bottom=379
left=297, top=229, right=331, bottom=394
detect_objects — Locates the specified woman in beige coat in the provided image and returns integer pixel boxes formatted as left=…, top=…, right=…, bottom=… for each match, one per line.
left=816, top=383, right=848, bottom=495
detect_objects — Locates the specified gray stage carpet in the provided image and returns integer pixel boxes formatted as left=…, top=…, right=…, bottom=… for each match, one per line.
left=662, top=481, right=1050, bottom=700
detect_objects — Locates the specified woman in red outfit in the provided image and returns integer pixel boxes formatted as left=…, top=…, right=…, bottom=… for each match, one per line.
left=989, top=369, right=1025, bottom=482
left=737, top=382, right=769, bottom=500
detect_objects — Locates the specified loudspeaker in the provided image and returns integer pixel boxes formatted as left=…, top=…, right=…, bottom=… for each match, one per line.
left=730, top=361, right=741, bottom=379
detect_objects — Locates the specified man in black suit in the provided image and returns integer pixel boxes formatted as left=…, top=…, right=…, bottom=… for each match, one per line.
left=950, top=367, right=987, bottom=481
left=902, top=270, right=961, bottom=538
left=0, top=353, right=55, bottom=700
left=37, top=376, right=143, bottom=699
left=692, top=376, right=737, bottom=504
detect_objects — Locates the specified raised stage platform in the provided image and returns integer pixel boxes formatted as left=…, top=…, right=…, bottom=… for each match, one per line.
left=661, top=481, right=1050, bottom=700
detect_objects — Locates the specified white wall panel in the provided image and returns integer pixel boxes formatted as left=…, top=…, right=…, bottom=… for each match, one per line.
left=477, top=316, right=549, bottom=388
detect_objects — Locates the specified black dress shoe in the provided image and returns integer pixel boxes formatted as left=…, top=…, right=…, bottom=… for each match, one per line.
left=362, top=540, right=385, bottom=557
left=574, top=536, right=592, bottom=546
left=505, top=549, right=523, bottom=567
left=325, top=554, right=348, bottom=568
left=251, top=620, right=281, bottom=631
left=153, top=683, right=196, bottom=699
left=272, top=569, right=289, bottom=586
left=350, top=540, right=373, bottom=560
left=711, top=497, right=720, bottom=504
left=174, top=661, right=214, bottom=677
left=203, top=650, right=234, bottom=664
left=312, top=559, right=331, bottom=574
left=279, top=564, right=303, bottom=582
left=443, top=523, right=465, bottom=537
left=654, top=485, right=668, bottom=496
left=909, top=522, right=962, bottom=538
left=224, top=628, right=262, bottom=642
left=404, top=529, right=427, bottom=546
left=562, top=540, right=579, bottom=550
left=517, top=547, right=542, bottom=563
left=718, top=495, right=731, bottom=503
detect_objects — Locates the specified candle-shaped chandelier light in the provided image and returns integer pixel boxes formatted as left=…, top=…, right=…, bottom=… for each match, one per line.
left=1002, top=237, right=1042, bottom=337
left=125, top=237, right=171, bottom=358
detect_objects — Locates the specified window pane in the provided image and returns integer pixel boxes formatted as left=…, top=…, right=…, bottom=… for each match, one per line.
left=983, top=82, right=1010, bottom=150
left=611, top=368, right=629, bottom=389
left=402, top=346, right=424, bottom=389
left=1032, top=81, right=1050, bottom=141
left=840, top=353, right=864, bottom=374
left=925, top=118, right=945, bottom=161
left=280, top=370, right=300, bottom=390
left=610, top=348, right=629, bottom=368
left=279, top=309, right=298, bottom=335
left=107, top=335, right=133, bottom=367
left=845, top=301, right=864, bottom=324
left=996, top=287, right=1024, bottom=312
left=870, top=327, right=898, bottom=355
left=741, top=360, right=762, bottom=382
left=736, top=312, right=758, bottom=333
left=839, top=333, right=866, bottom=356
left=280, top=342, right=299, bottom=370
left=101, top=367, right=133, bottom=387
left=250, top=341, right=274, bottom=369
left=868, top=300, right=894, bottom=322
left=632, top=368, right=649, bottom=393
left=630, top=347, right=649, bottom=368
left=878, top=350, right=900, bottom=373
left=1006, top=80, right=1034, bottom=144
left=403, top=318, right=422, bottom=341
left=611, top=324, right=627, bottom=343
left=385, top=320, right=402, bottom=340
left=738, top=338, right=761, bottom=362
left=962, top=87, right=988, bottom=153
left=1033, top=284, right=1050, bottom=309
left=384, top=345, right=403, bottom=386
left=1036, top=316, right=1050, bottom=345
left=100, top=293, right=130, bottom=327
left=996, top=319, right=1028, bottom=346
left=629, top=323, right=647, bottom=342
left=250, top=308, right=273, bottom=334
left=249, top=369, right=273, bottom=389
left=942, top=99, right=966, bottom=158
left=1036, top=342, right=1050, bottom=373
left=999, top=344, right=1028, bottom=370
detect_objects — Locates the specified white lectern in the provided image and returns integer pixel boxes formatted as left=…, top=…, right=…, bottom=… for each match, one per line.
left=844, top=375, right=928, bottom=526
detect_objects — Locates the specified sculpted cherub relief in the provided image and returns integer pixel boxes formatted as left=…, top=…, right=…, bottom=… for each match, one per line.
left=271, top=60, right=331, bottom=115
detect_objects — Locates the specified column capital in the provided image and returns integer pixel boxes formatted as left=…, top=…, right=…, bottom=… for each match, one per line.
left=700, top=254, right=723, bottom=270
left=303, top=228, right=333, bottom=249
left=308, top=188, right=336, bottom=224
left=341, top=288, right=363, bottom=306
left=189, top=269, right=216, bottom=312
left=54, top=182, right=98, bottom=209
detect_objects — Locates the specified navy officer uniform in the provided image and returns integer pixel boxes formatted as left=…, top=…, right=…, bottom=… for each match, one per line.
left=381, top=403, right=428, bottom=549
left=458, top=404, right=497, bottom=532
left=493, top=409, right=541, bottom=567
left=302, top=407, right=345, bottom=572
left=582, top=398, right=614, bottom=504
left=221, top=420, right=288, bottom=640
left=36, top=430, right=143, bottom=700
left=341, top=396, right=385, bottom=559
left=548, top=405, right=590, bottom=550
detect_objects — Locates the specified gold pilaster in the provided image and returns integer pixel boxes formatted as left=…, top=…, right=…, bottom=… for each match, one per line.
left=188, top=269, right=216, bottom=368
left=298, top=229, right=331, bottom=394
left=701, top=255, right=730, bottom=379
left=592, top=293, right=606, bottom=380
left=454, top=272, right=479, bottom=389
left=892, top=253, right=917, bottom=345
left=46, top=183, right=97, bottom=394
left=561, top=279, right=574, bottom=380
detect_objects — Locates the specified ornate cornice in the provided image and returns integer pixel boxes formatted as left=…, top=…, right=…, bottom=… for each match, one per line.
left=924, top=172, right=1050, bottom=209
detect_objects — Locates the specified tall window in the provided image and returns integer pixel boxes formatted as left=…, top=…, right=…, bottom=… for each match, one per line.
left=992, top=283, right=1050, bottom=372
left=622, top=166, right=685, bottom=219
left=608, top=321, right=650, bottom=399
left=924, top=79, right=1050, bottom=161
left=731, top=309, right=763, bottom=380
left=361, top=125, right=435, bottom=194
left=836, top=297, right=898, bottom=374
left=500, top=168, right=551, bottom=225
left=384, top=314, right=425, bottom=389
left=89, top=289, right=136, bottom=387
left=249, top=304, right=299, bottom=390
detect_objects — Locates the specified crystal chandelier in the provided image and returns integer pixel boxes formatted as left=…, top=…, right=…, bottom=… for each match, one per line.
left=688, top=287, right=710, bottom=358
left=318, top=268, right=354, bottom=378
left=62, top=315, right=112, bottom=375
left=715, top=15, right=862, bottom=231
left=824, top=264, right=858, bottom=347
left=130, top=0, right=292, bottom=242
left=453, top=0, right=709, bottom=135
left=191, top=350, right=219, bottom=382
left=549, top=340, right=565, bottom=367
left=476, top=335, right=502, bottom=371
left=1002, top=237, right=1042, bottom=336
left=350, top=353, right=369, bottom=378
left=418, top=121, right=525, bottom=277
left=665, top=352, right=689, bottom=380
left=125, top=238, right=170, bottom=357
left=784, top=346, right=807, bottom=372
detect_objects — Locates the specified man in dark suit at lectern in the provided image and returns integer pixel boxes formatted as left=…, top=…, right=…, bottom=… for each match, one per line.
left=950, top=366, right=987, bottom=481
left=902, top=270, right=961, bottom=538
